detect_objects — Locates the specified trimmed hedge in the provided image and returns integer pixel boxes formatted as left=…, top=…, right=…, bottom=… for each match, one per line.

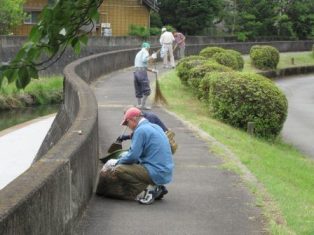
left=226, top=49, right=244, bottom=70
left=212, top=52, right=240, bottom=71
left=207, top=71, right=288, bottom=138
left=188, top=61, right=232, bottom=95
left=250, top=45, right=280, bottom=70
left=199, top=47, right=225, bottom=59
left=199, top=47, right=244, bottom=71
left=176, top=56, right=207, bottom=85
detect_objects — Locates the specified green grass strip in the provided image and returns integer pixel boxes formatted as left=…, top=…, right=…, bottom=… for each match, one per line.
left=0, top=76, right=63, bottom=109
left=159, top=70, right=314, bottom=235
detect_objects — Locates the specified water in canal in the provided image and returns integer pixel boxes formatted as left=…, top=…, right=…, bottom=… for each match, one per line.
left=0, top=105, right=60, bottom=132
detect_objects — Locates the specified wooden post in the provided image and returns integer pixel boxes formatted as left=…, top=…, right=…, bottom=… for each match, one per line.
left=291, top=57, right=295, bottom=65
left=247, top=122, right=255, bottom=135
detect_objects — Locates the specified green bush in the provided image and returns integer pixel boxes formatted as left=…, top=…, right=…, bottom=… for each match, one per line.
left=199, top=47, right=225, bottom=59
left=188, top=61, right=232, bottom=95
left=176, top=55, right=206, bottom=67
left=226, top=49, right=244, bottom=70
left=250, top=45, right=280, bottom=70
left=212, top=51, right=240, bottom=71
left=207, top=72, right=288, bottom=138
left=128, top=24, right=149, bottom=38
left=176, top=56, right=207, bottom=85
left=150, top=27, right=161, bottom=36
left=312, top=45, right=314, bottom=56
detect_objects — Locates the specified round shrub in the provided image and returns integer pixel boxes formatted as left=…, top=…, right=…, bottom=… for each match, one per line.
left=212, top=51, right=240, bottom=71
left=226, top=49, right=244, bottom=70
left=176, top=56, right=207, bottom=85
left=188, top=61, right=231, bottom=94
left=199, top=47, right=225, bottom=59
left=250, top=45, right=280, bottom=70
left=207, top=72, right=288, bottom=138
left=176, top=55, right=206, bottom=67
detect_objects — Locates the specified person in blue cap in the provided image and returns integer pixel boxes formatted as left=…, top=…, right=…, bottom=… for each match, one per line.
left=133, top=42, right=158, bottom=110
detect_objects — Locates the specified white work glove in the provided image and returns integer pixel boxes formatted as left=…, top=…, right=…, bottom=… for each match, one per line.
left=106, top=159, right=118, bottom=167
left=151, top=52, right=157, bottom=59
left=103, top=159, right=118, bottom=172
left=151, top=69, right=159, bottom=74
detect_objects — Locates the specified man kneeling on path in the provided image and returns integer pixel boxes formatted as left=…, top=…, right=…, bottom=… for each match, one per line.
left=97, top=107, right=174, bottom=205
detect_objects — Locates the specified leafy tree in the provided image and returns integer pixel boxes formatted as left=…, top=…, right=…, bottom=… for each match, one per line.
left=286, top=0, right=314, bottom=39
left=0, top=0, right=102, bottom=89
left=158, top=0, right=223, bottom=35
left=0, top=0, right=26, bottom=35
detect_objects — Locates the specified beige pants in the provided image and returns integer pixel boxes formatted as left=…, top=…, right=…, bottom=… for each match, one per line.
left=163, top=44, right=175, bottom=67
left=96, top=164, right=154, bottom=200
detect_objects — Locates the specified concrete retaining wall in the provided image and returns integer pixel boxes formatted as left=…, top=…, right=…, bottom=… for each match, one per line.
left=0, top=47, right=139, bottom=234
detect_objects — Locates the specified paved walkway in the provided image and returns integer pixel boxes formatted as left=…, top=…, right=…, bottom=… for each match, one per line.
left=276, top=73, right=314, bottom=159
left=76, top=66, right=265, bottom=234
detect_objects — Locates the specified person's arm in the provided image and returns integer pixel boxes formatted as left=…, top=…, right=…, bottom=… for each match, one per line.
left=116, top=130, right=145, bottom=165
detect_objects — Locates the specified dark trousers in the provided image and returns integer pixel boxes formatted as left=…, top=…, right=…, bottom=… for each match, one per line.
left=134, top=70, right=151, bottom=98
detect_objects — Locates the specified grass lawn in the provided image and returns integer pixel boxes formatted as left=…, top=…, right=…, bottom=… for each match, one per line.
left=158, top=68, right=314, bottom=234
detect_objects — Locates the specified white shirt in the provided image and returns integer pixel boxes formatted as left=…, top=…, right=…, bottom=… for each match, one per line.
left=134, top=48, right=149, bottom=67
left=159, top=31, right=175, bottom=45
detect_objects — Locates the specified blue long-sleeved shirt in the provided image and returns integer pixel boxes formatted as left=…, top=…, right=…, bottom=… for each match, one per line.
left=116, top=119, right=173, bottom=185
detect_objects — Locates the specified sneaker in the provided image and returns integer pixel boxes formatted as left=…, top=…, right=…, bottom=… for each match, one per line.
left=141, top=106, right=151, bottom=110
left=155, top=185, right=168, bottom=200
left=138, top=186, right=163, bottom=205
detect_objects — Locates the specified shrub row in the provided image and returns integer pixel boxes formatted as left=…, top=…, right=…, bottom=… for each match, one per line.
left=199, top=47, right=244, bottom=71
left=175, top=48, right=287, bottom=139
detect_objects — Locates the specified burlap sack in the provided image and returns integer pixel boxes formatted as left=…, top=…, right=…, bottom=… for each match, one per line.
left=165, top=130, right=178, bottom=154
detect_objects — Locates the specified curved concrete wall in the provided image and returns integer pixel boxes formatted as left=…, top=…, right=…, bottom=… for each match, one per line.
left=0, top=48, right=139, bottom=234
left=0, top=40, right=313, bottom=234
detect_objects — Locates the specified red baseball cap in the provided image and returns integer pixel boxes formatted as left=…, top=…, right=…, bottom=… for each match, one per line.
left=121, top=107, right=142, bottom=125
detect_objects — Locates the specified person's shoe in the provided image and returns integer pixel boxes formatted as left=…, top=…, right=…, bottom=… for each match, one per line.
left=136, top=104, right=143, bottom=109
left=138, top=186, right=163, bottom=205
left=155, top=185, right=168, bottom=200
left=141, top=106, right=151, bottom=110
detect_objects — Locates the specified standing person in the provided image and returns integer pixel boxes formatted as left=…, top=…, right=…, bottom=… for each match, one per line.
left=134, top=42, right=158, bottom=110
left=98, top=107, right=174, bottom=205
left=159, top=27, right=175, bottom=69
left=173, top=30, right=186, bottom=59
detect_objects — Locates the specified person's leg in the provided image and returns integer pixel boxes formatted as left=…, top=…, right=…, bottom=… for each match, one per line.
left=168, top=45, right=175, bottom=68
left=134, top=71, right=143, bottom=105
left=163, top=44, right=168, bottom=67
left=181, top=46, right=185, bottom=58
left=138, top=71, right=151, bottom=109
left=114, top=164, right=154, bottom=200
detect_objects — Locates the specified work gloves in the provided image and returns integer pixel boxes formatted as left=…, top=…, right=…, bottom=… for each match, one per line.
left=116, top=134, right=131, bottom=142
left=151, top=69, right=158, bottom=74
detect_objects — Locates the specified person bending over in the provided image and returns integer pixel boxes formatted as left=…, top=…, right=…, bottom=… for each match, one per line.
left=98, top=107, right=174, bottom=205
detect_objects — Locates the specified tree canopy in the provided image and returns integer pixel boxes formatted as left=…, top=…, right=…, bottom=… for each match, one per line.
left=0, top=0, right=102, bottom=89
left=158, top=0, right=224, bottom=35
left=0, top=0, right=26, bottom=35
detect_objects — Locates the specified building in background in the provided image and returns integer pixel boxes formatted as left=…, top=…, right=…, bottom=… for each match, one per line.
left=13, top=0, right=159, bottom=36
